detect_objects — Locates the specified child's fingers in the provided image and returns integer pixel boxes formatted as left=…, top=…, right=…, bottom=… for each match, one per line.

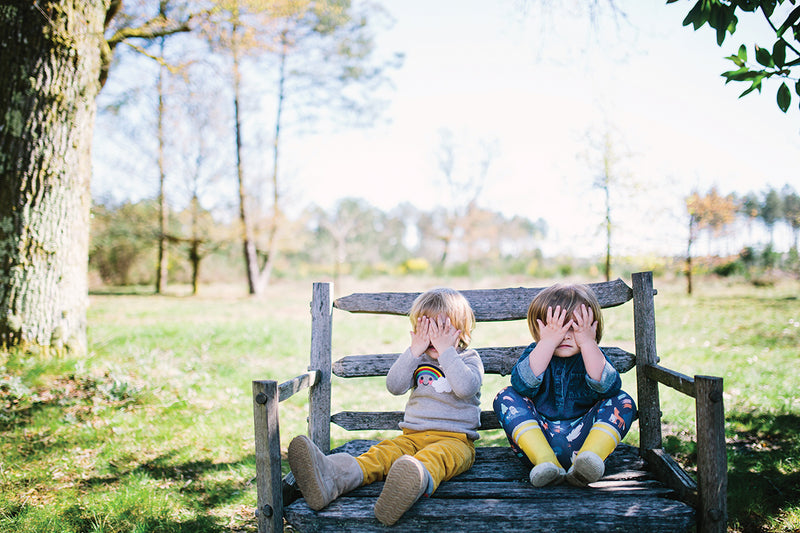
left=572, top=304, right=591, bottom=325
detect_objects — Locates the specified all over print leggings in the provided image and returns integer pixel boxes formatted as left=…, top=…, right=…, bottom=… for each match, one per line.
left=493, top=386, right=637, bottom=469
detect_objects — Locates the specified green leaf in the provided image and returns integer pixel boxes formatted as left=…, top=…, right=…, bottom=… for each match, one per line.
left=739, top=79, right=762, bottom=98
left=737, top=44, right=747, bottom=62
left=737, top=72, right=767, bottom=98
left=773, top=40, right=786, bottom=68
left=777, top=82, right=791, bottom=112
left=755, top=46, right=774, bottom=68
left=726, top=54, right=745, bottom=67
left=710, top=4, right=729, bottom=44
left=683, top=0, right=709, bottom=29
left=736, top=1, right=758, bottom=13
left=796, top=79, right=800, bottom=96
left=727, top=15, right=738, bottom=35
left=721, top=66, right=750, bottom=83
left=777, top=5, right=800, bottom=37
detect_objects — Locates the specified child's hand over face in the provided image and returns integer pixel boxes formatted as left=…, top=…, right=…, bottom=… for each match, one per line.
left=428, top=314, right=461, bottom=360
left=410, top=316, right=431, bottom=357
left=571, top=304, right=598, bottom=349
left=537, top=305, right=573, bottom=347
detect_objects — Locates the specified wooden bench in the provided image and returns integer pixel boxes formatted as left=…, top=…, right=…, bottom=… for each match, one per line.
left=252, top=271, right=727, bottom=532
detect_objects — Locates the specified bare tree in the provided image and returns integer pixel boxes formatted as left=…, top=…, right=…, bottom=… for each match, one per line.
left=431, top=129, right=497, bottom=269
left=584, top=128, right=632, bottom=282
left=207, top=0, right=398, bottom=295
left=156, top=32, right=170, bottom=293
left=166, top=68, right=230, bottom=295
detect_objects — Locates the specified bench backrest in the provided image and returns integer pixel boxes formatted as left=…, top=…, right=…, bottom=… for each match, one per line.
left=307, top=276, right=654, bottom=452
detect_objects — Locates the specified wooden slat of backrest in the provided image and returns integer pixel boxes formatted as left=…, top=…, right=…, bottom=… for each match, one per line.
left=332, top=346, right=635, bottom=378
left=333, top=278, right=634, bottom=320
left=331, top=409, right=502, bottom=431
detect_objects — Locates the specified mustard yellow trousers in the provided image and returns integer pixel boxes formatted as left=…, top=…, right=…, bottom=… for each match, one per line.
left=355, top=429, right=475, bottom=492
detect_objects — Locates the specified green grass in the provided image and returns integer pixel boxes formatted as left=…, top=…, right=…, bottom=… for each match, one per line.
left=1, top=275, right=798, bottom=532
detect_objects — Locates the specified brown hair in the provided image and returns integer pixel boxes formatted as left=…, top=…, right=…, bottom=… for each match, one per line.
left=526, top=283, right=603, bottom=343
left=409, top=288, right=475, bottom=350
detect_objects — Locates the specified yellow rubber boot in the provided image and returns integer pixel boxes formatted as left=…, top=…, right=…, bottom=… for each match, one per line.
left=578, top=422, right=620, bottom=461
left=513, top=421, right=565, bottom=487
left=566, top=422, right=620, bottom=487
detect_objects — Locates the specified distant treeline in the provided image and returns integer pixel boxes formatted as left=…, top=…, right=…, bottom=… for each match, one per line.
left=90, top=184, right=799, bottom=289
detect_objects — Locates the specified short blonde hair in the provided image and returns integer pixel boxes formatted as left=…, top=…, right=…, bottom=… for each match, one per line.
left=527, top=283, right=603, bottom=343
left=409, top=288, right=475, bottom=350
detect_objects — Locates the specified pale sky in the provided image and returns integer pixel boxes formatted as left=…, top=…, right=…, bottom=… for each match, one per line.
left=93, top=0, right=800, bottom=258
left=280, top=0, right=800, bottom=257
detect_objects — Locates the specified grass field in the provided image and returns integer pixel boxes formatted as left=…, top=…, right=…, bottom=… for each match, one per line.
left=1, top=274, right=798, bottom=532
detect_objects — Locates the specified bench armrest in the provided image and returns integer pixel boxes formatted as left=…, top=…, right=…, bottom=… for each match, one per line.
left=252, top=370, right=321, bottom=533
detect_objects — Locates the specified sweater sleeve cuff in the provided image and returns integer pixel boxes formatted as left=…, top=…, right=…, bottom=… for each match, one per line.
left=515, top=356, right=543, bottom=389
left=437, top=346, right=459, bottom=367
left=586, top=360, right=617, bottom=392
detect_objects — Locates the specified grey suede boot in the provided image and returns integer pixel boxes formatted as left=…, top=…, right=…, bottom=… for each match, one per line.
left=287, top=435, right=363, bottom=511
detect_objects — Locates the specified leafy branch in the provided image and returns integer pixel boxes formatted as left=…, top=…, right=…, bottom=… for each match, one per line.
left=670, top=0, right=800, bottom=113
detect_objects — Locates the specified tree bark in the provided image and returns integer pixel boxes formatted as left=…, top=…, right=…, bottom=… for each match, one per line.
left=0, top=1, right=103, bottom=352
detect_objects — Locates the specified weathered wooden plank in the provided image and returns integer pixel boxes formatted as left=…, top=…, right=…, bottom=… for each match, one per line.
left=330, top=409, right=502, bottom=430
left=331, top=346, right=635, bottom=378
left=309, top=283, right=333, bottom=453
left=278, top=370, right=320, bottom=402
left=284, top=494, right=695, bottom=533
left=641, top=447, right=698, bottom=506
left=329, top=442, right=651, bottom=482
left=332, top=278, right=634, bottom=320
left=633, top=271, right=663, bottom=451
left=695, top=375, right=727, bottom=533
left=644, top=363, right=696, bottom=398
left=335, top=478, right=678, bottom=499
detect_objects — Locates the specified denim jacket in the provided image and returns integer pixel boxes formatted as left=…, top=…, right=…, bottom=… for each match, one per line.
left=510, top=342, right=621, bottom=421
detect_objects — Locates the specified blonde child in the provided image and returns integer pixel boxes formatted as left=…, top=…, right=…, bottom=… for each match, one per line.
left=493, top=283, right=636, bottom=487
left=288, top=287, right=483, bottom=525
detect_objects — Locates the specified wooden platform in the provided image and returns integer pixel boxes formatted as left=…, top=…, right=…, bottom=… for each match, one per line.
left=282, top=440, right=696, bottom=532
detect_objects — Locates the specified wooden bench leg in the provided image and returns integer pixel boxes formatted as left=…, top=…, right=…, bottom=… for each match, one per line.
left=253, top=380, right=283, bottom=533
left=695, top=375, right=727, bottom=533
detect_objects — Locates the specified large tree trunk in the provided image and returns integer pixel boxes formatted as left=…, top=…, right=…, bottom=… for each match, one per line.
left=0, top=1, right=103, bottom=353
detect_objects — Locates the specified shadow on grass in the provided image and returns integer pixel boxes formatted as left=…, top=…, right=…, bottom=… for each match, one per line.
left=664, top=411, right=800, bottom=533
left=664, top=412, right=800, bottom=533
left=725, top=412, right=800, bottom=533
left=77, top=449, right=257, bottom=510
